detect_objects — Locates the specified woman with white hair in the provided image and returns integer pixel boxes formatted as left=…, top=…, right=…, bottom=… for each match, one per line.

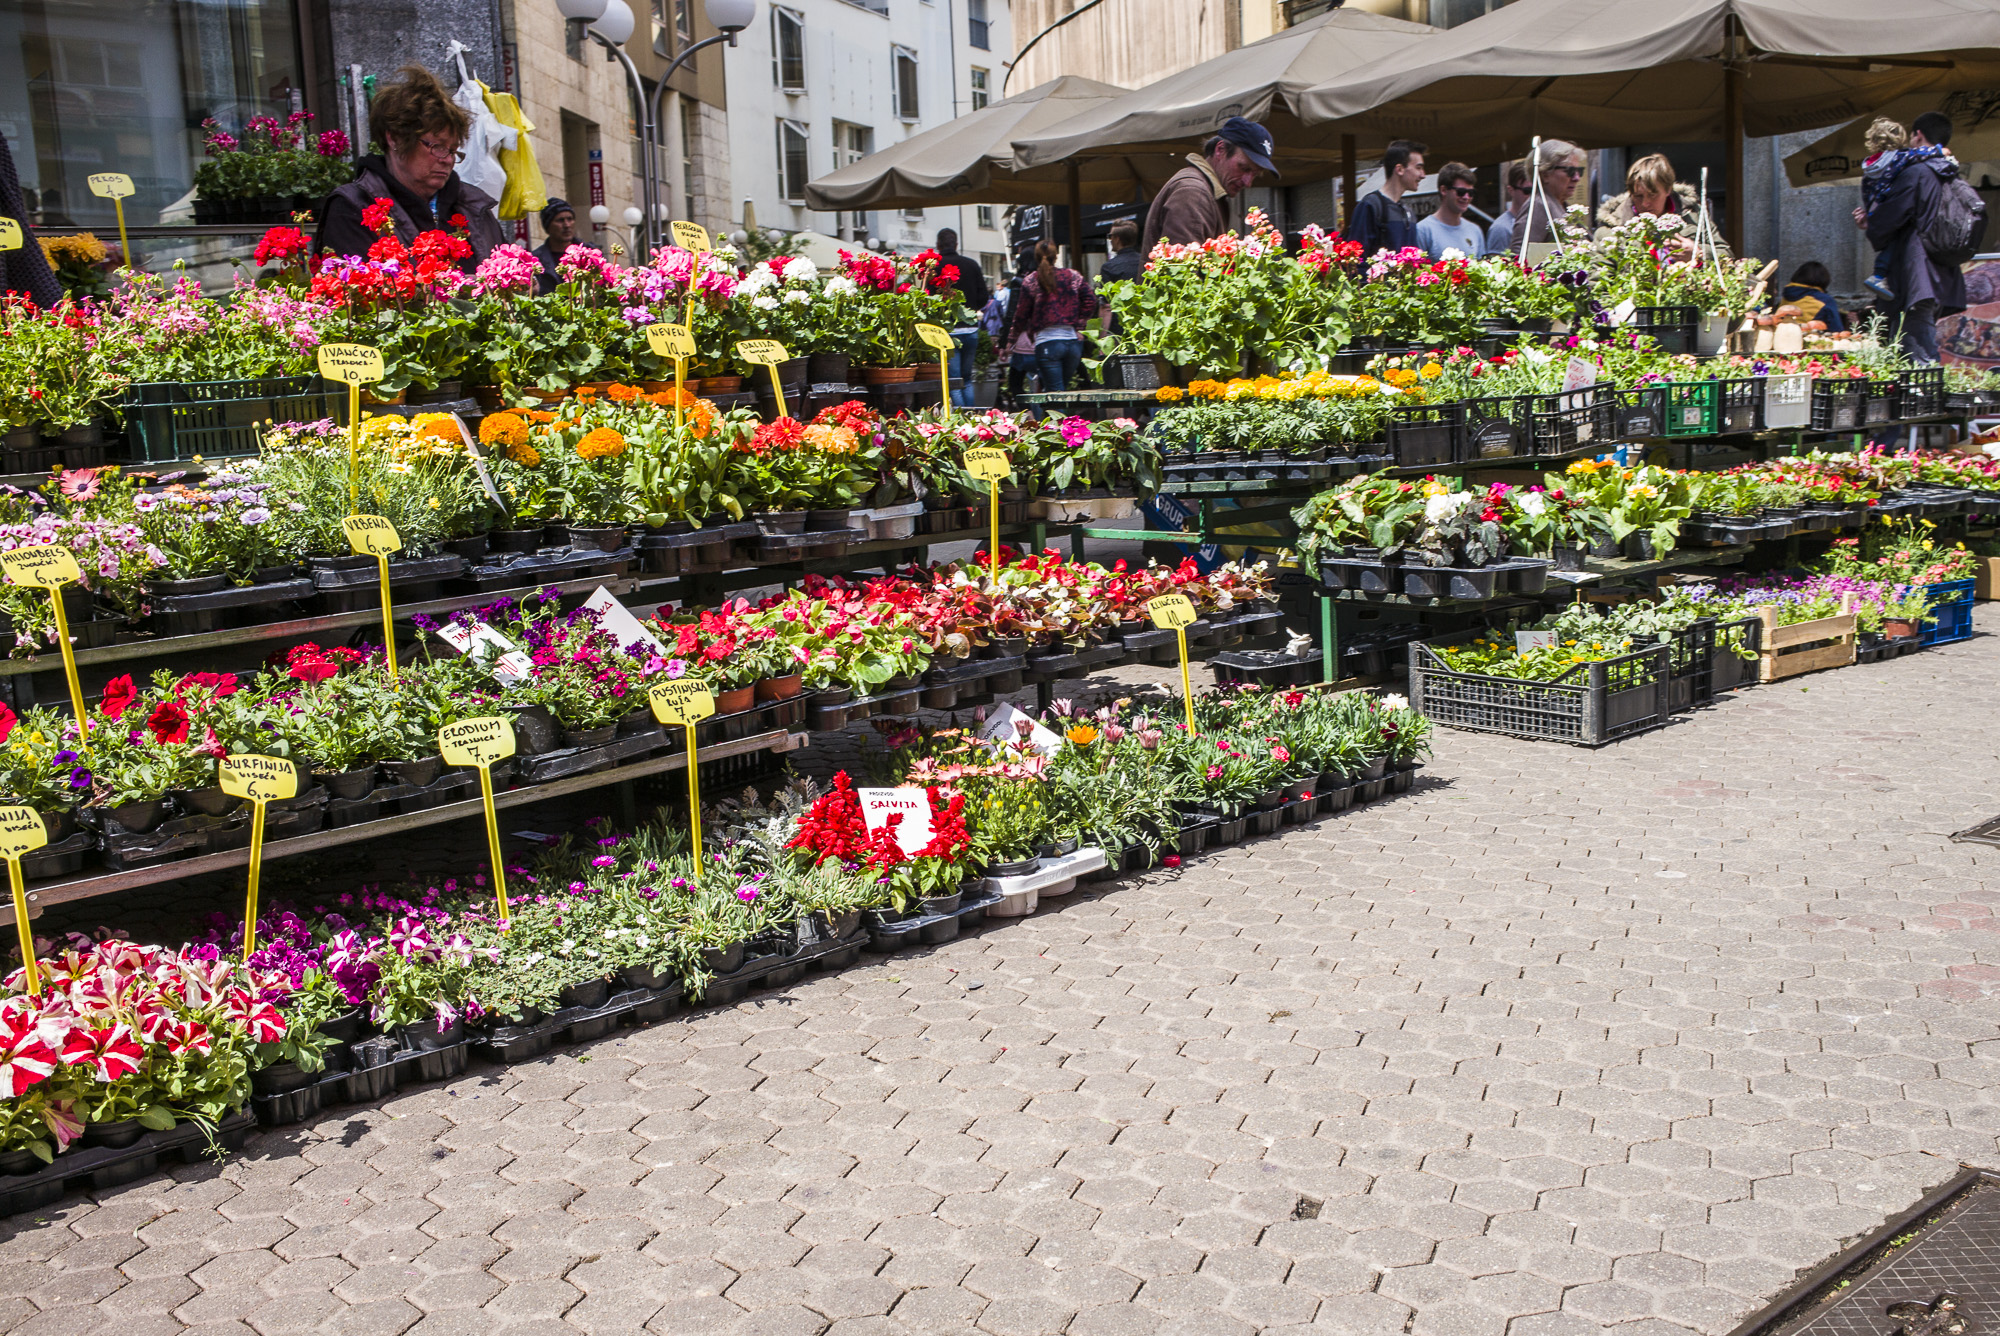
left=1512, top=139, right=1587, bottom=258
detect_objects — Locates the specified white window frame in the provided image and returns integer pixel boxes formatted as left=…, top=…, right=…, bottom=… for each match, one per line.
left=892, top=46, right=920, bottom=122
left=776, top=118, right=810, bottom=203
left=772, top=7, right=806, bottom=92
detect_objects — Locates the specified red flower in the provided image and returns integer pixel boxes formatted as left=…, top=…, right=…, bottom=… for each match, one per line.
left=0, top=702, right=16, bottom=746
left=360, top=197, right=397, bottom=235
left=99, top=674, right=138, bottom=720
left=145, top=700, right=190, bottom=745
left=61, top=1023, right=144, bottom=1083
left=0, top=1012, right=58, bottom=1096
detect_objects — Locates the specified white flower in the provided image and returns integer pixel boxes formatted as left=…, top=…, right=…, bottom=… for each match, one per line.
left=737, top=268, right=776, bottom=296
left=1517, top=491, right=1547, bottom=516
left=783, top=289, right=811, bottom=304
left=785, top=257, right=819, bottom=283
left=1380, top=693, right=1410, bottom=710
left=1424, top=492, right=1471, bottom=522
left=751, top=294, right=780, bottom=310
left=1439, top=247, right=1466, bottom=262
left=823, top=275, right=859, bottom=298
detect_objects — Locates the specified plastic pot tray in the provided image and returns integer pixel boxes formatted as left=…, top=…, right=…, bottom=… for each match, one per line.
left=309, top=552, right=467, bottom=590
left=975, top=847, right=1110, bottom=919
left=0, top=1111, right=256, bottom=1215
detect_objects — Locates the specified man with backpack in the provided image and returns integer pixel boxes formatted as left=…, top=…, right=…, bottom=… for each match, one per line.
left=1865, top=110, right=1980, bottom=362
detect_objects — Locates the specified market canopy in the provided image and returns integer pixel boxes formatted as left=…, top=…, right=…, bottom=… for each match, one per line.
left=801, top=75, right=1184, bottom=211
left=1295, top=0, right=2000, bottom=167
left=1782, top=89, right=2000, bottom=187
left=1010, top=7, right=1439, bottom=176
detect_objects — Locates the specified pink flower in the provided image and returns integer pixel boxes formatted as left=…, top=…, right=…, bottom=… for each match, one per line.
left=474, top=244, right=543, bottom=295
left=60, top=1023, right=144, bottom=1083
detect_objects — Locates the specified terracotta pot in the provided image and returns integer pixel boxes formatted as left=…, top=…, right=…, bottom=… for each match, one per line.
left=860, top=365, right=918, bottom=384
left=716, top=685, right=756, bottom=714
left=641, top=380, right=677, bottom=394
left=523, top=387, right=570, bottom=404
left=755, top=673, right=803, bottom=701
left=1884, top=618, right=1920, bottom=639
left=703, top=375, right=745, bottom=393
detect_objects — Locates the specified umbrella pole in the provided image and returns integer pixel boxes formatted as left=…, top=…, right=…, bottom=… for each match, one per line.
left=1341, top=135, right=1356, bottom=234
left=1067, top=160, right=1084, bottom=268
left=1723, top=31, right=1745, bottom=253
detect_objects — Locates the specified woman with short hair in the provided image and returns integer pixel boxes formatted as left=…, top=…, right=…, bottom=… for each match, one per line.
left=1512, top=139, right=1586, bottom=258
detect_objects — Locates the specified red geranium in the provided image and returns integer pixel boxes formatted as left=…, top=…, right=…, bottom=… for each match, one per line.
left=253, top=226, right=312, bottom=268
left=360, top=197, right=397, bottom=235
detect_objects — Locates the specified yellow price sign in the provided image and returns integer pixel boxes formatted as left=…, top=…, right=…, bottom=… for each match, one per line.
left=646, top=323, right=697, bottom=360
left=964, top=448, right=1011, bottom=482
left=342, top=514, right=403, bottom=557
left=439, top=717, right=516, bottom=921
left=918, top=322, right=956, bottom=421
left=317, top=343, right=385, bottom=384
left=915, top=323, right=955, bottom=351
left=86, top=173, right=135, bottom=200
left=671, top=220, right=711, bottom=253
left=1, top=546, right=90, bottom=752
left=219, top=754, right=299, bottom=803
left=218, top=756, right=297, bottom=960
left=0, top=219, right=20, bottom=252
left=735, top=339, right=789, bottom=365
left=1146, top=594, right=1198, bottom=630
left=0, top=806, right=47, bottom=996
left=649, top=678, right=717, bottom=725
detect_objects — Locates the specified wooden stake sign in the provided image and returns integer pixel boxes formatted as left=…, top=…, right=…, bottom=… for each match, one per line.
left=1147, top=593, right=1199, bottom=733
left=736, top=339, right=791, bottom=418
left=0, top=807, right=47, bottom=995
left=317, top=342, right=386, bottom=511
left=915, top=322, right=955, bottom=419
left=0, top=545, right=90, bottom=753
left=438, top=717, right=517, bottom=921
left=342, top=514, right=403, bottom=677
left=86, top=172, right=135, bottom=269
left=0, top=218, right=20, bottom=252
left=671, top=220, right=711, bottom=329
left=963, top=447, right=1012, bottom=583
left=219, top=756, right=299, bottom=961
left=649, top=678, right=716, bottom=865
left=646, top=322, right=698, bottom=433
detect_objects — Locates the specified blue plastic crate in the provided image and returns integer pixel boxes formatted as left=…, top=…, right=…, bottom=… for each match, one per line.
left=1921, top=577, right=1976, bottom=646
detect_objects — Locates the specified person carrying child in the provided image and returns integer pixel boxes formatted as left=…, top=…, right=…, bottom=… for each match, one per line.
left=1857, top=117, right=1914, bottom=303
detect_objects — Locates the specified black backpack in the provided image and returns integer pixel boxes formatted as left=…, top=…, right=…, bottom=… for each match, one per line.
left=1922, top=163, right=1988, bottom=268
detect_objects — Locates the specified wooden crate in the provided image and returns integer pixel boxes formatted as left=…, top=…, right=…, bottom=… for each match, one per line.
left=1756, top=601, right=1856, bottom=683
left=1973, top=555, right=2000, bottom=602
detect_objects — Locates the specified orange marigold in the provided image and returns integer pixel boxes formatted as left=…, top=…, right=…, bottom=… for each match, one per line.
left=478, top=412, right=528, bottom=449
left=523, top=409, right=556, bottom=423
left=803, top=422, right=859, bottom=455
left=508, top=441, right=542, bottom=466
left=607, top=383, right=642, bottom=402
left=577, top=427, right=627, bottom=460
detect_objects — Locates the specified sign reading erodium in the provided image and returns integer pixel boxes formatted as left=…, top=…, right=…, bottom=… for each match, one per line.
left=439, top=716, right=517, bottom=768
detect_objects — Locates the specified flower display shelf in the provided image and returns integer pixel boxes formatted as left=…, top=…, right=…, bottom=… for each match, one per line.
left=1160, top=454, right=1340, bottom=488
left=857, top=501, right=925, bottom=541
left=146, top=576, right=319, bottom=637
left=1754, top=603, right=1857, bottom=683
left=980, top=847, right=1110, bottom=918
left=1318, top=555, right=1551, bottom=602
left=634, top=522, right=757, bottom=576
left=309, top=552, right=468, bottom=614
left=1855, top=634, right=1925, bottom=664
left=93, top=787, right=330, bottom=873
left=0, top=1111, right=256, bottom=1216
left=0, top=727, right=806, bottom=926
left=1208, top=648, right=1323, bottom=688
left=458, top=545, right=637, bottom=592
left=1408, top=639, right=1675, bottom=747
left=1027, top=494, right=1142, bottom=524
left=744, top=526, right=871, bottom=559
left=1810, top=378, right=1868, bottom=431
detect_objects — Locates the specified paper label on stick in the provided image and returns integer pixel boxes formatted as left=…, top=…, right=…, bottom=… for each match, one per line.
left=0, top=219, right=19, bottom=251
left=981, top=702, right=1065, bottom=757
left=86, top=172, right=134, bottom=199
left=964, top=447, right=1011, bottom=481
left=317, top=342, right=385, bottom=384
left=858, top=787, right=934, bottom=857
left=646, top=323, right=697, bottom=360
left=582, top=586, right=667, bottom=654
left=432, top=620, right=530, bottom=684
left=649, top=677, right=716, bottom=724
left=1561, top=358, right=1598, bottom=393
left=219, top=755, right=299, bottom=803
left=439, top=716, right=516, bottom=768
left=1515, top=630, right=1559, bottom=653
left=0, top=545, right=80, bottom=589
left=1609, top=299, right=1636, bottom=326
left=0, top=807, right=48, bottom=859
left=1147, top=593, right=1198, bottom=630
left=342, top=514, right=402, bottom=557
left=735, top=339, right=789, bottom=365
left=670, top=220, right=710, bottom=253
left=915, top=322, right=955, bottom=351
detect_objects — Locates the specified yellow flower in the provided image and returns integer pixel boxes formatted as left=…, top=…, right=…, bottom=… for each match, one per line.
left=1420, top=363, right=1442, bottom=379
left=577, top=427, right=627, bottom=461
left=1154, top=386, right=1184, bottom=402
left=507, top=441, right=541, bottom=467
left=479, top=412, right=530, bottom=450
left=1065, top=724, right=1100, bottom=745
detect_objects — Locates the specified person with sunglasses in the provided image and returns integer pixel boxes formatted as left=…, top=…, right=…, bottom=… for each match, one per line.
left=1415, top=163, right=1484, bottom=260
left=1511, top=139, right=1587, bottom=259
left=315, top=64, right=505, bottom=269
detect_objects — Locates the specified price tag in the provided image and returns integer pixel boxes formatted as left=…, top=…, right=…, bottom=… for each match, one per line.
left=918, top=322, right=956, bottom=421
left=218, top=756, right=296, bottom=960
left=858, top=787, right=935, bottom=858
left=981, top=702, right=1065, bottom=757
left=86, top=173, right=134, bottom=199
left=646, top=323, right=697, bottom=360
left=438, top=718, right=516, bottom=921
left=649, top=677, right=717, bottom=725
left=0, top=219, right=20, bottom=252
left=1515, top=629, right=1559, bottom=653
left=317, top=343, right=385, bottom=384
left=1561, top=357, right=1598, bottom=394
left=964, top=448, right=1011, bottom=482
left=671, top=220, right=711, bottom=253
left=342, top=514, right=402, bottom=557
left=1609, top=299, right=1637, bottom=326
left=218, top=755, right=300, bottom=803
left=1146, top=594, right=1198, bottom=630
left=735, top=339, right=789, bottom=365
left=0, top=546, right=90, bottom=751
left=915, top=323, right=955, bottom=351
left=0, top=806, right=46, bottom=995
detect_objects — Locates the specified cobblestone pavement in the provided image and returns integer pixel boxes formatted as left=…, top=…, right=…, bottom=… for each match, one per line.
left=6, top=631, right=2000, bottom=1336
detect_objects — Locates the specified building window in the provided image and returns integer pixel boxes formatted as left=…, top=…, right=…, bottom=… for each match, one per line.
left=675, top=0, right=693, bottom=42
left=772, top=8, right=806, bottom=91
left=834, top=122, right=872, bottom=239
left=976, top=204, right=994, bottom=230
left=970, top=67, right=989, bottom=111
left=776, top=118, right=810, bottom=203
left=681, top=95, right=699, bottom=218
left=892, top=47, right=919, bottom=121
left=968, top=0, right=990, bottom=50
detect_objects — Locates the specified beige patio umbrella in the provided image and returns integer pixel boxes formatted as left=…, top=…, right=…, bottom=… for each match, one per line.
left=801, top=75, right=1180, bottom=212
left=1782, top=89, right=2000, bottom=187
left=1296, top=0, right=2000, bottom=246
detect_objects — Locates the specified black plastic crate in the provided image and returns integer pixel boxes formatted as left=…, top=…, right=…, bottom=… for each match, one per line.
left=1460, top=395, right=1531, bottom=461
left=1630, top=304, right=1699, bottom=355
left=1864, top=377, right=1900, bottom=425
left=1408, top=638, right=1674, bottom=746
left=1901, top=366, right=1945, bottom=419
left=1716, top=377, right=1763, bottom=434
left=121, top=377, right=336, bottom=463
left=1526, top=384, right=1614, bottom=456
left=1810, top=378, right=1867, bottom=431
left=1613, top=386, right=1665, bottom=439
left=1386, top=401, right=1463, bottom=468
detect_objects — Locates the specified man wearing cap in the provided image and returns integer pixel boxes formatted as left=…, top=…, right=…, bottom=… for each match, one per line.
left=532, top=200, right=578, bottom=295
left=1140, top=116, right=1277, bottom=257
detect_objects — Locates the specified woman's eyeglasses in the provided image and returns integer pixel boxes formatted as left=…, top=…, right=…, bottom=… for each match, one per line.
left=415, top=135, right=461, bottom=161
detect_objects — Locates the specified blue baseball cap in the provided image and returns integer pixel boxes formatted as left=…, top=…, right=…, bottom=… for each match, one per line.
left=1216, top=116, right=1279, bottom=178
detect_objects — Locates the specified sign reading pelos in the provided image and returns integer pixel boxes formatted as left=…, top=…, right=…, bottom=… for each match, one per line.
left=86, top=173, right=135, bottom=199
left=0, top=544, right=81, bottom=588
left=645, top=323, right=698, bottom=360
left=1146, top=594, right=1198, bottom=630
left=317, top=342, right=385, bottom=384
left=649, top=677, right=717, bottom=725
left=0, top=806, right=48, bottom=860
left=915, top=322, right=955, bottom=351
left=218, top=755, right=299, bottom=803
left=964, top=447, right=1011, bottom=481
left=439, top=716, right=517, bottom=768
left=342, top=514, right=403, bottom=557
